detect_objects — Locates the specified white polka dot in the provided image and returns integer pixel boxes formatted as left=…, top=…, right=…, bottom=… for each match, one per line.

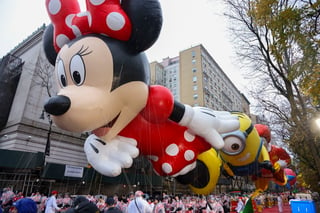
left=165, top=144, right=179, bottom=156
left=106, top=12, right=126, bottom=31
left=48, top=0, right=62, bottom=15
left=65, top=14, right=75, bottom=28
left=89, top=0, right=106, bottom=6
left=71, top=25, right=82, bottom=37
left=56, top=34, right=70, bottom=49
left=147, top=155, right=159, bottom=162
left=184, top=130, right=195, bottom=142
left=184, top=150, right=195, bottom=161
left=162, top=163, right=173, bottom=174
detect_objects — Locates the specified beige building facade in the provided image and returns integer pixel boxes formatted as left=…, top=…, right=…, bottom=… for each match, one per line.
left=150, top=44, right=250, bottom=113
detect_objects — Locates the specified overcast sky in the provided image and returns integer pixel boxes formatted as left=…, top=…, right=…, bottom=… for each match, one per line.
left=0, top=0, right=248, bottom=93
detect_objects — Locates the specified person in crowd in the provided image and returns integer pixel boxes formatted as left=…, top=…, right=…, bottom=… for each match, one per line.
left=11, top=198, right=37, bottom=213
left=147, top=197, right=154, bottom=210
left=235, top=197, right=244, bottom=213
left=30, top=192, right=41, bottom=203
left=38, top=193, right=47, bottom=213
left=152, top=195, right=165, bottom=213
left=128, top=192, right=135, bottom=202
left=118, top=197, right=128, bottom=213
left=65, top=196, right=99, bottom=213
left=287, top=192, right=295, bottom=201
left=62, top=193, right=72, bottom=209
left=87, top=194, right=96, bottom=203
left=206, top=195, right=224, bottom=213
left=45, top=191, right=61, bottom=213
left=198, top=196, right=207, bottom=211
left=277, top=193, right=283, bottom=213
left=30, top=191, right=41, bottom=211
left=56, top=193, right=63, bottom=208
left=12, top=192, right=24, bottom=202
left=171, top=195, right=184, bottom=212
left=1, top=187, right=15, bottom=213
left=127, top=190, right=152, bottom=213
left=222, top=194, right=230, bottom=213
left=112, top=194, right=121, bottom=210
left=96, top=196, right=106, bottom=213
left=104, top=197, right=121, bottom=213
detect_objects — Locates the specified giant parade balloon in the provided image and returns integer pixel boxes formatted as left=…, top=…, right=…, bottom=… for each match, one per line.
left=42, top=0, right=240, bottom=194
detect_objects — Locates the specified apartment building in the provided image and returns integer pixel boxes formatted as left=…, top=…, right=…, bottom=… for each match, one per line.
left=150, top=44, right=250, bottom=114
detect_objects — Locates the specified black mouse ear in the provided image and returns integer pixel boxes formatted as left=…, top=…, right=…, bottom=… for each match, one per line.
left=43, top=24, right=57, bottom=65
left=122, top=0, right=163, bottom=53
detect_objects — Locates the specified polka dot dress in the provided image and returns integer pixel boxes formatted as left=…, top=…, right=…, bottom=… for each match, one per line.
left=120, top=86, right=212, bottom=176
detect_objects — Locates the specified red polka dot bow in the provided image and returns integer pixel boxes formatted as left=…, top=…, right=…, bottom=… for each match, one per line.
left=46, top=0, right=132, bottom=52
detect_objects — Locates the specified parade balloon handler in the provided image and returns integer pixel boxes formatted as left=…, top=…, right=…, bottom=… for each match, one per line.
left=42, top=0, right=239, bottom=194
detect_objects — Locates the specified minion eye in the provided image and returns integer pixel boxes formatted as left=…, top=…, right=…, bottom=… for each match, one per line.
left=222, top=132, right=246, bottom=155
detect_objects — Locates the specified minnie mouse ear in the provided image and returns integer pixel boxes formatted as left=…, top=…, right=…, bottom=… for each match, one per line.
left=43, top=24, right=58, bottom=65
left=122, top=0, right=163, bottom=53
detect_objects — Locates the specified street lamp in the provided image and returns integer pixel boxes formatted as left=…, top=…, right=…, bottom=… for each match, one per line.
left=40, top=109, right=52, bottom=156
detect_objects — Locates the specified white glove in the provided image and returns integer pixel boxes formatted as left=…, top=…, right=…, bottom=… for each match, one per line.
left=276, top=160, right=288, bottom=169
left=84, top=134, right=139, bottom=176
left=179, top=106, right=239, bottom=149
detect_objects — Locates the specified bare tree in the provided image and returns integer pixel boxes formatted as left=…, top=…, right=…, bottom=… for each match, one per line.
left=33, top=53, right=55, bottom=98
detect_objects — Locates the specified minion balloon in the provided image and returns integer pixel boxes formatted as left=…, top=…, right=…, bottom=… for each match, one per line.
left=219, top=112, right=274, bottom=197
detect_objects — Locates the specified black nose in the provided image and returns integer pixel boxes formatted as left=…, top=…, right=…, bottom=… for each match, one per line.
left=44, top=95, right=71, bottom=116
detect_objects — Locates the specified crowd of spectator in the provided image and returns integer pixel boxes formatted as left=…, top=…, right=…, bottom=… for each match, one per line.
left=0, top=186, right=316, bottom=213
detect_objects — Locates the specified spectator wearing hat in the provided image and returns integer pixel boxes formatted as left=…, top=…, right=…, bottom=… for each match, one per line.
left=45, top=191, right=61, bottom=213
left=104, top=197, right=121, bottom=213
left=65, top=196, right=99, bottom=213
left=127, top=190, right=152, bottom=213
left=12, top=198, right=37, bottom=213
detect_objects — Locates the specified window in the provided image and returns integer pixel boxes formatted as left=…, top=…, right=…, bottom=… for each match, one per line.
left=192, top=50, right=196, bottom=58
left=193, top=94, right=198, bottom=99
left=193, top=76, right=197, bottom=82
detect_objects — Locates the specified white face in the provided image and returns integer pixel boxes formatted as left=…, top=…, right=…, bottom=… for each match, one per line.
left=51, top=36, right=148, bottom=141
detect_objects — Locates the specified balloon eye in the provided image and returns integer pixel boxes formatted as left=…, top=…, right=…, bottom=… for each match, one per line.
left=57, top=60, right=67, bottom=87
left=222, top=135, right=245, bottom=155
left=231, top=143, right=240, bottom=150
left=70, top=54, right=85, bottom=85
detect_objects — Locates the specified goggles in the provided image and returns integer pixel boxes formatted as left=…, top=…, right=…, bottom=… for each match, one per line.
left=221, top=124, right=253, bottom=156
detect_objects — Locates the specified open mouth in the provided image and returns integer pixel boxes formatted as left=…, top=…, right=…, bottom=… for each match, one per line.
left=92, top=113, right=120, bottom=137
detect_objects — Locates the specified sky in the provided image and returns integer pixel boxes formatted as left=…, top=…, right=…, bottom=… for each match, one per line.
left=0, top=0, right=247, bottom=94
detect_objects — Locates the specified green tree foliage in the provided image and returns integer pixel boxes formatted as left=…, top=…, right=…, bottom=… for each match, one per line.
left=222, top=0, right=320, bottom=191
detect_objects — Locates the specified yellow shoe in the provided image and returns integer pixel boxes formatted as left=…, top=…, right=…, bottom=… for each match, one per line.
left=176, top=149, right=221, bottom=195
